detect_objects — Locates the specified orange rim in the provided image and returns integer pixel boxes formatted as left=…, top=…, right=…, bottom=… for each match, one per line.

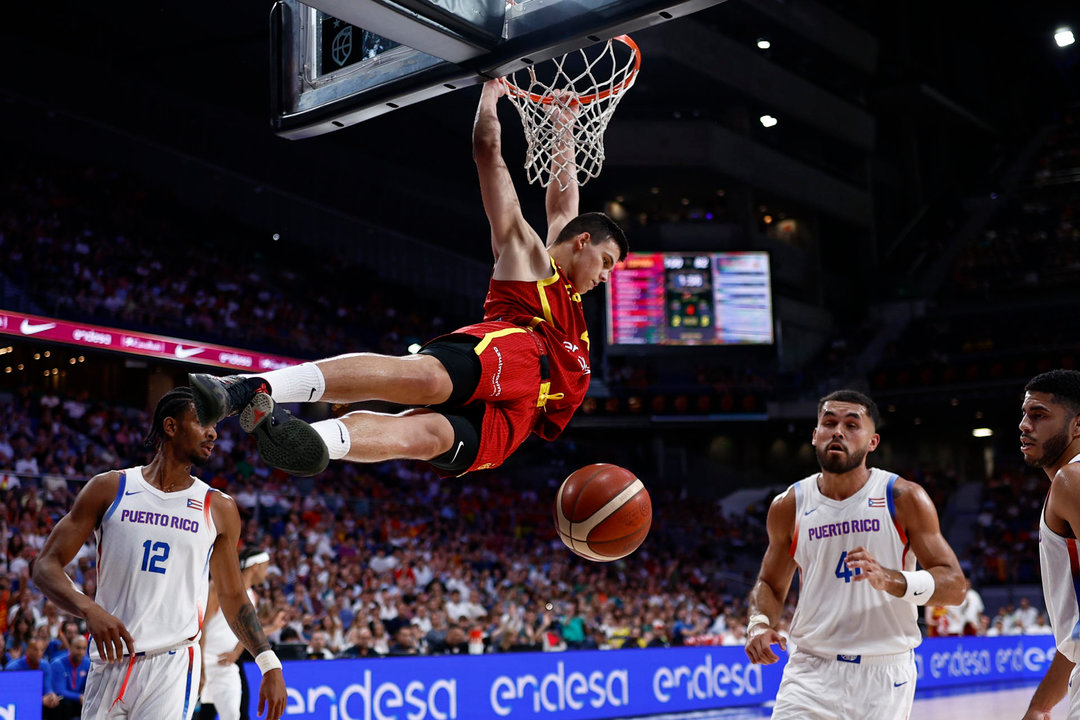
left=500, top=35, right=641, bottom=106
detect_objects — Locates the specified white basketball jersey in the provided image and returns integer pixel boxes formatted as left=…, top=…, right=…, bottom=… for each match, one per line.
left=1039, top=452, right=1080, bottom=663
left=92, top=467, right=217, bottom=660
left=789, top=468, right=920, bottom=656
left=202, top=588, right=256, bottom=657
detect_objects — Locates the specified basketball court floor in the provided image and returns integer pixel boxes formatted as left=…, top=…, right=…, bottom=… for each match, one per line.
left=618, top=681, right=1065, bottom=719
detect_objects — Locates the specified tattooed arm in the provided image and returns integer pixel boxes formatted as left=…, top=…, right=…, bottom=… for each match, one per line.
left=209, top=492, right=286, bottom=720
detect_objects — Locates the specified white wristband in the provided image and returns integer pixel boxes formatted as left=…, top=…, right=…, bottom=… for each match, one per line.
left=255, top=650, right=282, bottom=675
left=900, top=570, right=935, bottom=605
left=747, top=613, right=771, bottom=633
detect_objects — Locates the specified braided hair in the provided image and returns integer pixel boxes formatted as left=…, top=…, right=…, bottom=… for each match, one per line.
left=143, top=386, right=196, bottom=448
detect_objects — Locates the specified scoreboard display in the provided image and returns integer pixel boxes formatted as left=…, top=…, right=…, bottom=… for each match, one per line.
left=606, top=252, right=773, bottom=347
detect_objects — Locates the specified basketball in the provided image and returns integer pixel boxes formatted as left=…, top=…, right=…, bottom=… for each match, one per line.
left=553, top=463, right=652, bottom=562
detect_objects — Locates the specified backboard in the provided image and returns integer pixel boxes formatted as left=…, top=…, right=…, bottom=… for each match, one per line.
left=271, top=0, right=727, bottom=139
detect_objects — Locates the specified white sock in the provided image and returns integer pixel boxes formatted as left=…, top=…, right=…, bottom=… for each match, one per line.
left=251, top=362, right=326, bottom=404
left=312, top=419, right=350, bottom=460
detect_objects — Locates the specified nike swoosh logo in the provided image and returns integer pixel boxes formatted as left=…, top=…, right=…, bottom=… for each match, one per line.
left=449, top=441, right=465, bottom=465
left=338, top=425, right=346, bottom=443
left=913, top=590, right=926, bottom=596
left=893, top=681, right=908, bottom=687
left=174, top=345, right=204, bottom=359
left=309, top=387, right=317, bottom=401
left=20, top=320, right=56, bottom=335
left=803, top=508, right=817, bottom=516
left=124, top=491, right=143, bottom=496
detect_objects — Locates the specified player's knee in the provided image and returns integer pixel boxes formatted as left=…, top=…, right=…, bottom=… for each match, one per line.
left=402, top=426, right=452, bottom=460
left=412, top=357, right=454, bottom=403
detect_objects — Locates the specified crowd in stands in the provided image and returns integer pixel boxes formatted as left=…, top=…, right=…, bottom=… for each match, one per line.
left=0, top=163, right=454, bottom=361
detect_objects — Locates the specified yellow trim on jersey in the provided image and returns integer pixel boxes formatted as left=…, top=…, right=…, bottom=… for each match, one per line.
left=536, top=382, right=565, bottom=408
left=474, top=327, right=527, bottom=355
left=580, top=330, right=590, bottom=351
left=535, top=257, right=561, bottom=326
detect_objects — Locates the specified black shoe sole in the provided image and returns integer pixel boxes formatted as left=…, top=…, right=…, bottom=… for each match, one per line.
left=240, top=393, right=329, bottom=477
left=189, top=373, right=229, bottom=426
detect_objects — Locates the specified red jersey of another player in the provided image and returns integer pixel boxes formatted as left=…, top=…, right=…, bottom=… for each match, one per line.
left=481, top=257, right=591, bottom=439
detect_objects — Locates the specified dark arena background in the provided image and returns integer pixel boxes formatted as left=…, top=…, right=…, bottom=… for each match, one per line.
left=1, top=1, right=1079, bottom=717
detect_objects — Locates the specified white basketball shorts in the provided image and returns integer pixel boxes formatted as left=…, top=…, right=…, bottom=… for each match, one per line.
left=83, top=643, right=201, bottom=719
left=200, top=660, right=242, bottom=720
left=772, top=648, right=917, bottom=720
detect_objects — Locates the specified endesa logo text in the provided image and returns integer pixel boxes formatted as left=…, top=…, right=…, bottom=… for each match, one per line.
left=247, top=647, right=786, bottom=720
left=489, top=663, right=628, bottom=716
left=653, top=654, right=763, bottom=702
left=914, top=635, right=1058, bottom=690
left=285, top=670, right=456, bottom=720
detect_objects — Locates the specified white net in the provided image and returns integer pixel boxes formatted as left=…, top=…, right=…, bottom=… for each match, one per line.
left=501, top=35, right=640, bottom=190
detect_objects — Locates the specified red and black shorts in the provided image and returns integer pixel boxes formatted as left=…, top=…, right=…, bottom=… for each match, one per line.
left=420, top=322, right=547, bottom=476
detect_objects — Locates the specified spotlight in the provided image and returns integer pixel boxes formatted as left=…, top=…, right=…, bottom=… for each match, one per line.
left=757, top=38, right=771, bottom=50
left=1055, top=27, right=1075, bottom=47
left=972, top=428, right=993, bottom=438
left=759, top=115, right=778, bottom=128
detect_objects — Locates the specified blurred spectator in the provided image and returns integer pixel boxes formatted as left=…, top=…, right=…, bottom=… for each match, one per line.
left=305, top=630, right=335, bottom=660
left=339, top=625, right=382, bottom=659
left=50, top=634, right=89, bottom=718
left=5, top=609, right=35, bottom=665
left=274, top=627, right=307, bottom=661
left=5, top=637, right=62, bottom=716
left=1011, top=597, right=1039, bottom=632
left=1027, top=614, right=1055, bottom=636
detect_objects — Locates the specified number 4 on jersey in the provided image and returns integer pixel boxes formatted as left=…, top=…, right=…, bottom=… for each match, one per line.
left=835, top=550, right=862, bottom=583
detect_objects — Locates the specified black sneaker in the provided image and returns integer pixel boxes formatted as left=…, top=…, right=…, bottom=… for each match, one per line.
left=239, top=393, right=330, bottom=477
left=189, top=374, right=270, bottom=426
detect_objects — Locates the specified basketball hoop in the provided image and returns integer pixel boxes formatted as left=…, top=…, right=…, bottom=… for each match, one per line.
left=500, top=35, right=641, bottom=190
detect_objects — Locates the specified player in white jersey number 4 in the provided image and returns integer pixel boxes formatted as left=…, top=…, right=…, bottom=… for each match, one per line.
left=33, top=387, right=287, bottom=720
left=1019, top=370, right=1080, bottom=720
left=745, top=389, right=966, bottom=720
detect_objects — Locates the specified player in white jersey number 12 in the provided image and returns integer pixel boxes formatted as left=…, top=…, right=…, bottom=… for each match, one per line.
left=33, top=387, right=287, bottom=720
left=745, top=389, right=966, bottom=720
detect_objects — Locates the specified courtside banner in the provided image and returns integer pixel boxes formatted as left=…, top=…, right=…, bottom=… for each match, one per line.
left=914, top=635, right=1058, bottom=689
left=0, top=309, right=299, bottom=371
left=0, top=669, right=45, bottom=720
left=244, top=647, right=779, bottom=719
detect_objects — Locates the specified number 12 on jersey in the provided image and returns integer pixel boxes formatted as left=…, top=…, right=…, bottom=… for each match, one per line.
left=835, top=550, right=861, bottom=583
left=140, top=540, right=170, bottom=574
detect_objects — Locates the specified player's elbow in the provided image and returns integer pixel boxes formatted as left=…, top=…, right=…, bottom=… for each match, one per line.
left=31, top=551, right=55, bottom=589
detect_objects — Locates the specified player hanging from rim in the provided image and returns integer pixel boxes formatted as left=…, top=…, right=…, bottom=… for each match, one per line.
left=744, top=389, right=966, bottom=720
left=187, top=79, right=627, bottom=478
left=32, top=387, right=287, bottom=720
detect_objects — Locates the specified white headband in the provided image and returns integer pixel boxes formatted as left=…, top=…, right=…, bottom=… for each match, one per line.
left=241, top=551, right=270, bottom=570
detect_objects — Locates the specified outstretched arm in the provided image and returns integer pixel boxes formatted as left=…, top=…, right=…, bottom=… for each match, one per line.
left=210, top=493, right=285, bottom=720
left=544, top=95, right=579, bottom=247
left=33, top=472, right=136, bottom=662
left=744, top=488, right=798, bottom=665
left=473, top=80, right=548, bottom=278
left=846, top=478, right=966, bottom=605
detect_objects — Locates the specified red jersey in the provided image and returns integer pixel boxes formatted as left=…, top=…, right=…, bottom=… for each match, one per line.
left=479, top=257, right=591, bottom=440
